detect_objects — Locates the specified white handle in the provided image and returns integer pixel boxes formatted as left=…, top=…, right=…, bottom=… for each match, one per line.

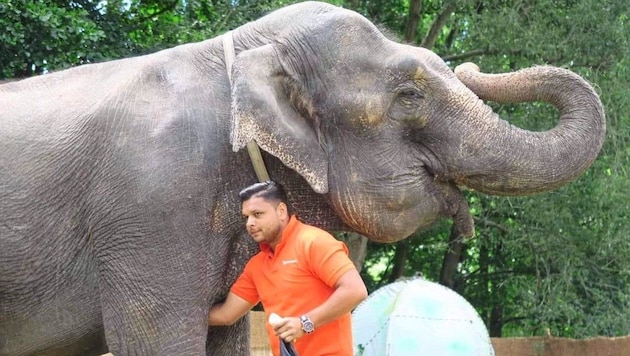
left=268, top=312, right=283, bottom=327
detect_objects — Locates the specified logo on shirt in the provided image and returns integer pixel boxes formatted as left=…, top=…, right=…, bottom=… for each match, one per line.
left=282, top=259, right=298, bottom=265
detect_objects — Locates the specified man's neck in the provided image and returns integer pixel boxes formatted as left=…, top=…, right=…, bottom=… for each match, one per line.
left=268, top=218, right=291, bottom=252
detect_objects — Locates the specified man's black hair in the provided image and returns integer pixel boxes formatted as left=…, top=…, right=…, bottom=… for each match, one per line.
left=238, top=181, right=292, bottom=214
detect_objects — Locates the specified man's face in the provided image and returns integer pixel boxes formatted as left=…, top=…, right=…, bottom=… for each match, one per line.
left=241, top=195, right=288, bottom=247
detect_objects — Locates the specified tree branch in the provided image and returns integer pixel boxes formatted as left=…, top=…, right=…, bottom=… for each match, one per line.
left=473, top=216, right=511, bottom=234
left=441, top=48, right=610, bottom=71
left=421, top=0, right=457, bottom=49
left=441, top=48, right=499, bottom=62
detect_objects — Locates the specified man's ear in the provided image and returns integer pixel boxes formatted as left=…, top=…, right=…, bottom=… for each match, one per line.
left=277, top=202, right=289, bottom=220
left=229, top=44, right=329, bottom=194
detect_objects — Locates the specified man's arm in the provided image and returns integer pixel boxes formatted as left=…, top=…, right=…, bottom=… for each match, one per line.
left=272, top=268, right=367, bottom=342
left=208, top=292, right=256, bottom=326
left=305, top=267, right=367, bottom=328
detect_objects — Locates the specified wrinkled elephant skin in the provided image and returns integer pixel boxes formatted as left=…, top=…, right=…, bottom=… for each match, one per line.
left=0, top=1, right=604, bottom=355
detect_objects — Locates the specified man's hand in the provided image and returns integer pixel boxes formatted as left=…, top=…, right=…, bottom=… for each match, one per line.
left=208, top=292, right=255, bottom=326
left=271, top=316, right=304, bottom=343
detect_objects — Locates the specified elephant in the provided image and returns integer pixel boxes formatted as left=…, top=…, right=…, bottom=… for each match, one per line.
left=0, top=1, right=605, bottom=355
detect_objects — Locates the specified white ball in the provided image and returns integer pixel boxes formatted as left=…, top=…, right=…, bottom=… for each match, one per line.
left=352, top=277, right=495, bottom=356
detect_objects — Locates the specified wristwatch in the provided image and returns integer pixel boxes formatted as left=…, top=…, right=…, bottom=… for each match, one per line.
left=300, top=315, right=315, bottom=334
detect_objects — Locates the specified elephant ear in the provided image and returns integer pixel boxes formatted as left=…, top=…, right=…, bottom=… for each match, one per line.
left=230, top=44, right=329, bottom=194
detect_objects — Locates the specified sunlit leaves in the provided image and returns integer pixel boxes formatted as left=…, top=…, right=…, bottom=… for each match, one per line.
left=0, top=0, right=105, bottom=77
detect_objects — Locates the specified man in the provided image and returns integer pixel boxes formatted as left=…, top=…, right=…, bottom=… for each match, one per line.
left=208, top=181, right=367, bottom=356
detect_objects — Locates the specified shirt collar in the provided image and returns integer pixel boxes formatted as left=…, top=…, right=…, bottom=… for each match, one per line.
left=259, top=215, right=299, bottom=257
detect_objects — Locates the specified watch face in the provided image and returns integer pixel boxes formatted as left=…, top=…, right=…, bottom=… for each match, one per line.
left=301, top=316, right=315, bottom=333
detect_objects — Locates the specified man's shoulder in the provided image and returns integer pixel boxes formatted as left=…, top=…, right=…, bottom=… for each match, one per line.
left=293, top=221, right=345, bottom=256
left=295, top=220, right=335, bottom=241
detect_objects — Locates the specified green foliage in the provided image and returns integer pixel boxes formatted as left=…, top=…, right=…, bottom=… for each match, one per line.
left=0, top=0, right=294, bottom=79
left=360, top=220, right=450, bottom=292
left=0, top=0, right=105, bottom=77
left=462, top=170, right=630, bottom=337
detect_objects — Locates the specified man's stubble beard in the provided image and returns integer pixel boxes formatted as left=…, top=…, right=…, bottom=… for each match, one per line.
left=266, top=223, right=283, bottom=246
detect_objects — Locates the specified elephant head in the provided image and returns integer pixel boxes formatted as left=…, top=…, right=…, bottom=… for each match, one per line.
left=229, top=3, right=605, bottom=243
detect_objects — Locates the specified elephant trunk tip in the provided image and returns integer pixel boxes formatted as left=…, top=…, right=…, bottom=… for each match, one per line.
left=454, top=62, right=480, bottom=76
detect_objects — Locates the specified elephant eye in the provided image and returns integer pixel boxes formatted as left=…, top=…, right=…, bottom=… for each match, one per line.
left=388, top=84, right=424, bottom=123
left=398, top=88, right=424, bottom=103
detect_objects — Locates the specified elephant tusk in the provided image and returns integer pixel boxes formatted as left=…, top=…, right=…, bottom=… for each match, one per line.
left=223, top=31, right=271, bottom=183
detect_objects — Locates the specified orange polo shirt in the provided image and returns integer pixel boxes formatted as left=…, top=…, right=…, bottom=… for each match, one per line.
left=231, top=216, right=356, bottom=356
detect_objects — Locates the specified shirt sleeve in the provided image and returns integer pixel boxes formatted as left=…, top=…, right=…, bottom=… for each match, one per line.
left=306, top=233, right=356, bottom=288
left=230, top=260, right=260, bottom=305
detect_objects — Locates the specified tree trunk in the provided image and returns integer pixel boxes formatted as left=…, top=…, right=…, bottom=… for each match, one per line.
left=439, top=224, right=465, bottom=289
left=338, top=232, right=368, bottom=273
left=404, top=0, right=423, bottom=43
left=387, top=240, right=410, bottom=283
left=490, top=305, right=503, bottom=337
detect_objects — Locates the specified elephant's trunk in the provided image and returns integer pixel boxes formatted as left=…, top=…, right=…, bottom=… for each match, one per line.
left=452, top=63, right=605, bottom=195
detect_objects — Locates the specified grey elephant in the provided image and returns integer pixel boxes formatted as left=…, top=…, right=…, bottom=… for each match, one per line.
left=0, top=1, right=605, bottom=355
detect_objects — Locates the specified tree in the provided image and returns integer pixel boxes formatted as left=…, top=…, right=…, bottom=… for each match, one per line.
left=0, top=0, right=289, bottom=79
left=0, top=0, right=105, bottom=77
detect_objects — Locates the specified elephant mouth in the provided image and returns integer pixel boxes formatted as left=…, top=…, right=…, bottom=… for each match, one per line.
left=414, top=164, right=478, bottom=241
left=321, top=175, right=474, bottom=243
left=417, top=155, right=474, bottom=237
left=416, top=158, right=475, bottom=238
